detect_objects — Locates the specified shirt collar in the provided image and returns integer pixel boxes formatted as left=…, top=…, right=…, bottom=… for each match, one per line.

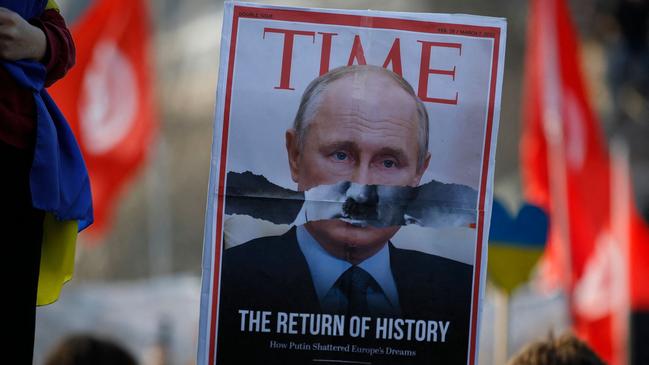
left=296, top=225, right=399, bottom=308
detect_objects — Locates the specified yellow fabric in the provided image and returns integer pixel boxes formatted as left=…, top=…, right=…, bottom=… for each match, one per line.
left=37, top=214, right=77, bottom=306
left=487, top=242, right=543, bottom=295
left=45, top=0, right=60, bottom=11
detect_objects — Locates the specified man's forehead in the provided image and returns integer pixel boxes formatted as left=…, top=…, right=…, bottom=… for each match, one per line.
left=310, top=73, right=419, bottom=140
left=323, top=72, right=418, bottom=116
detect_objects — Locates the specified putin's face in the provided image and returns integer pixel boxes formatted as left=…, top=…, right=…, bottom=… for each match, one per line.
left=286, top=72, right=430, bottom=264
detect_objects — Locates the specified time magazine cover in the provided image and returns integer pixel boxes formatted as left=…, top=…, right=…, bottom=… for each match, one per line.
left=198, top=2, right=507, bottom=364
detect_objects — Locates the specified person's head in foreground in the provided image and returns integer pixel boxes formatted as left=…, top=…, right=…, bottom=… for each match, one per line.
left=507, top=332, right=606, bottom=365
left=44, top=334, right=138, bottom=365
left=285, top=65, right=430, bottom=264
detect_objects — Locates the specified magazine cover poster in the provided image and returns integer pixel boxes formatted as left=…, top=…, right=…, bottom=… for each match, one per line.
left=198, top=2, right=506, bottom=364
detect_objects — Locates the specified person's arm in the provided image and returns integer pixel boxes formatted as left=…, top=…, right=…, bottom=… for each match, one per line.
left=0, top=5, right=75, bottom=87
left=29, top=8, right=76, bottom=87
left=0, top=7, right=47, bottom=62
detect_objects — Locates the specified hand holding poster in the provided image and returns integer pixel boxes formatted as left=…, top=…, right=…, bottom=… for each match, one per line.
left=198, top=3, right=506, bottom=364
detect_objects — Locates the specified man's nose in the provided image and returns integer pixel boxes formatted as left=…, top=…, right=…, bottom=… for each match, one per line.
left=345, top=183, right=378, bottom=204
left=350, top=163, right=372, bottom=186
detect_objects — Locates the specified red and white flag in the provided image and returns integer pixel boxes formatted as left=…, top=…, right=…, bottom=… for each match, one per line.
left=520, top=0, right=649, bottom=363
left=50, top=0, right=157, bottom=240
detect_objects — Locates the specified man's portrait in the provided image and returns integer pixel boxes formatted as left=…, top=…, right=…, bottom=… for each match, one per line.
left=216, top=65, right=473, bottom=364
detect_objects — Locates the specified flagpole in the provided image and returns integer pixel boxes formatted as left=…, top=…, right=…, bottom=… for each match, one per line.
left=543, top=110, right=574, bottom=321
left=539, top=0, right=574, bottom=324
left=492, top=286, right=510, bottom=365
left=610, top=138, right=631, bottom=365
left=146, top=137, right=173, bottom=277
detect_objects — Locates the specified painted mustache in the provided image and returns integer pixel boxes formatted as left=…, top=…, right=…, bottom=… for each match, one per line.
left=224, top=171, right=477, bottom=229
left=297, top=182, right=414, bottom=227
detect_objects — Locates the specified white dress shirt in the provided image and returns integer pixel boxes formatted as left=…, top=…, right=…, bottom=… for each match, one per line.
left=296, top=225, right=401, bottom=315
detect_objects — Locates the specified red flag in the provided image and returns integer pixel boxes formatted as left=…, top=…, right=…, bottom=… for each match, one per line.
left=607, top=141, right=649, bottom=365
left=50, top=0, right=156, bottom=241
left=521, top=0, right=626, bottom=363
left=630, top=214, right=649, bottom=311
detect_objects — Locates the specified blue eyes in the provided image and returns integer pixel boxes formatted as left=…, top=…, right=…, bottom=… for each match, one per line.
left=331, top=151, right=397, bottom=168
left=383, top=160, right=396, bottom=168
left=334, top=152, right=348, bottom=161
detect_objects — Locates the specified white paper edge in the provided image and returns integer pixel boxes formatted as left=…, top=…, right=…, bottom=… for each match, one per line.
left=231, top=0, right=507, bottom=27
left=468, top=18, right=507, bottom=365
left=197, top=2, right=234, bottom=365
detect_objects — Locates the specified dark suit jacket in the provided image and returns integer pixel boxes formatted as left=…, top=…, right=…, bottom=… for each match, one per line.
left=216, top=227, right=472, bottom=365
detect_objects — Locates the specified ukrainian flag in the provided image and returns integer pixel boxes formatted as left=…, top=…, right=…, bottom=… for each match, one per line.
left=488, top=199, right=548, bottom=294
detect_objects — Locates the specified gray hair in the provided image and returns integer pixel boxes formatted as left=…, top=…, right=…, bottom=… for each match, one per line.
left=292, top=65, right=430, bottom=169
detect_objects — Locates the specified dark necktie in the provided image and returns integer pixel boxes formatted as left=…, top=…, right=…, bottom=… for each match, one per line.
left=335, top=266, right=378, bottom=315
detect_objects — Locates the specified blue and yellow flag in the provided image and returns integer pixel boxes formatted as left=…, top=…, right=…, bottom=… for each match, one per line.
left=488, top=199, right=548, bottom=294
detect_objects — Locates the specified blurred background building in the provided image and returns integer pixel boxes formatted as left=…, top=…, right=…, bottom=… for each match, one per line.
left=33, top=1, right=649, bottom=365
